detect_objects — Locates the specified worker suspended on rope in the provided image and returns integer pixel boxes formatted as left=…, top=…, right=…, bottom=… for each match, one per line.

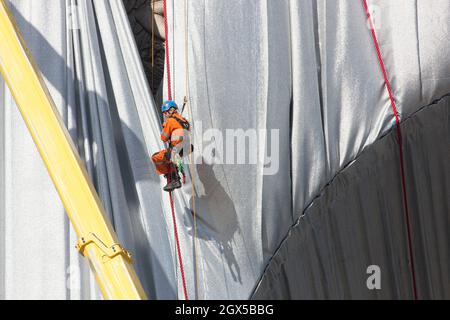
left=152, top=100, right=191, bottom=192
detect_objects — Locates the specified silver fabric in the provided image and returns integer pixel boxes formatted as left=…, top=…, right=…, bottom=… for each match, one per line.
left=0, top=0, right=176, bottom=300
left=253, top=99, right=450, bottom=299
left=168, top=0, right=450, bottom=299
left=0, top=0, right=449, bottom=299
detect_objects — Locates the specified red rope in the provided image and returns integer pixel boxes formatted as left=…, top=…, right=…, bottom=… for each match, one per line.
left=163, top=0, right=189, bottom=300
left=362, top=0, right=418, bottom=300
left=169, top=183, right=189, bottom=300
left=163, top=0, right=172, bottom=101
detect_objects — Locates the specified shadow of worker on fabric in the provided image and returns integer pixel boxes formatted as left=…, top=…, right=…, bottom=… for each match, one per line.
left=183, top=159, right=242, bottom=284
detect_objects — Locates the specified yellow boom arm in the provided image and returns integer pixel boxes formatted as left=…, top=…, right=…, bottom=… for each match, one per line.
left=0, top=0, right=147, bottom=300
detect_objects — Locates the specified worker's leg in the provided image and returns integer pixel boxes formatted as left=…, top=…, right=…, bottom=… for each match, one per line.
left=151, top=149, right=175, bottom=175
left=152, top=149, right=181, bottom=192
left=164, top=166, right=182, bottom=192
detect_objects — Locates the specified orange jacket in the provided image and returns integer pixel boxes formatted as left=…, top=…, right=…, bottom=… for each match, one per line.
left=161, top=113, right=190, bottom=147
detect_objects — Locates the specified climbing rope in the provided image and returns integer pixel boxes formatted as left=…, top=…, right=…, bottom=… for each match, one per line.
left=183, top=0, right=201, bottom=300
left=163, top=0, right=173, bottom=101
left=151, top=0, right=155, bottom=90
left=169, top=179, right=189, bottom=300
left=163, top=0, right=189, bottom=301
left=362, top=0, right=418, bottom=300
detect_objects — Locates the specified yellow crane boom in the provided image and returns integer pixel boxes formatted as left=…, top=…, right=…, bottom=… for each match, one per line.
left=0, top=0, right=147, bottom=300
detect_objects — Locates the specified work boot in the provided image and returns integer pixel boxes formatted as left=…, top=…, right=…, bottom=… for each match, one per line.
left=163, top=171, right=182, bottom=192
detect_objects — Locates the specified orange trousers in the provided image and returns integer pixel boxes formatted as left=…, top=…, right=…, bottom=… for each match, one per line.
left=151, top=149, right=176, bottom=175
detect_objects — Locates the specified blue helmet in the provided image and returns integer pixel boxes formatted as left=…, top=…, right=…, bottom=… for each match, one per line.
left=161, top=100, right=178, bottom=113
